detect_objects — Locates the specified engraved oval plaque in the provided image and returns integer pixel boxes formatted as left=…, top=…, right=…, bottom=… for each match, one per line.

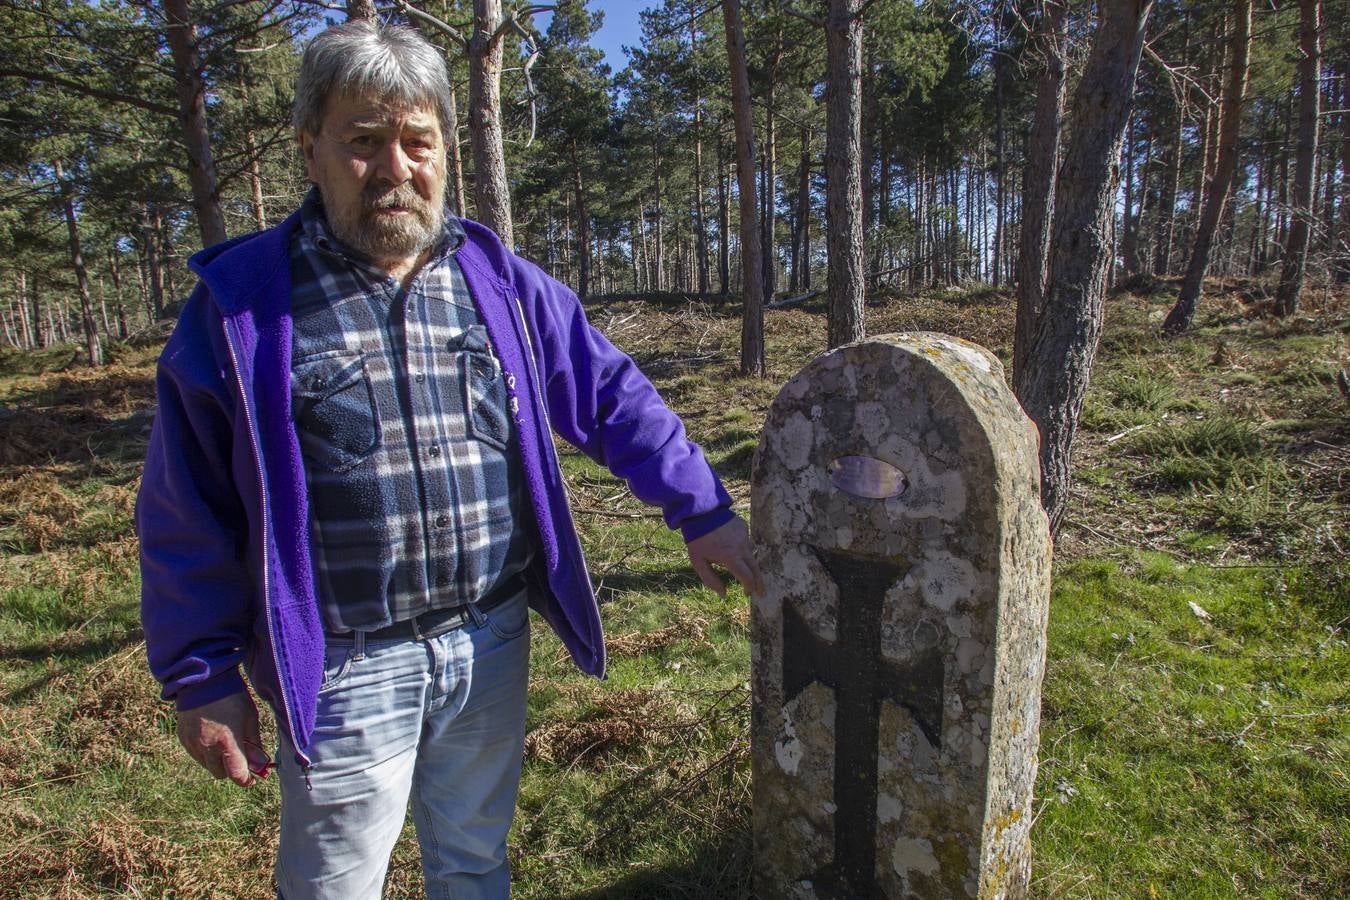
left=828, top=455, right=908, bottom=499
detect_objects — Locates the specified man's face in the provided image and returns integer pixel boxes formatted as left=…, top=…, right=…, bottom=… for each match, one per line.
left=300, top=92, right=447, bottom=269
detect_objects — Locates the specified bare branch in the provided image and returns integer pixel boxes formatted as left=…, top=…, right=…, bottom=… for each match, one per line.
left=509, top=14, right=541, bottom=148
left=1144, top=39, right=1216, bottom=107
left=489, top=4, right=556, bottom=47
left=393, top=0, right=468, bottom=48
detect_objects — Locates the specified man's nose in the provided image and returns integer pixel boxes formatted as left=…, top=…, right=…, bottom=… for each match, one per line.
left=373, top=139, right=413, bottom=184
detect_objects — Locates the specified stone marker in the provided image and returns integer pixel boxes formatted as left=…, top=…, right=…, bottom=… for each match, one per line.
left=750, top=333, right=1051, bottom=898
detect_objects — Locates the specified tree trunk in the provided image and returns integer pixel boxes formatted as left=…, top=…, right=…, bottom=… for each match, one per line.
left=1163, top=0, right=1252, bottom=335
left=873, top=130, right=891, bottom=286
left=108, top=250, right=128, bottom=339
left=0, top=299, right=15, bottom=349
left=1339, top=60, right=1350, bottom=283
left=163, top=0, right=227, bottom=248
left=246, top=127, right=266, bottom=231
left=346, top=0, right=376, bottom=20
left=1014, top=0, right=1068, bottom=385
left=139, top=205, right=165, bottom=320
left=722, top=0, right=764, bottom=376
left=448, top=81, right=467, bottom=219
left=717, top=139, right=731, bottom=296
left=1154, top=90, right=1186, bottom=274
left=792, top=124, right=812, bottom=292
left=1321, top=73, right=1337, bottom=256
left=653, top=140, right=665, bottom=292
left=53, top=159, right=103, bottom=366
left=993, top=34, right=1006, bottom=288
left=1275, top=0, right=1322, bottom=316
left=571, top=142, right=590, bottom=300
left=692, top=99, right=710, bottom=295
left=635, top=215, right=648, bottom=292
left=15, top=273, right=32, bottom=348
left=1015, top=0, right=1154, bottom=535
left=763, top=88, right=778, bottom=300
left=159, top=213, right=177, bottom=303
left=1122, top=114, right=1135, bottom=282
left=825, top=0, right=865, bottom=348
left=469, top=0, right=514, bottom=247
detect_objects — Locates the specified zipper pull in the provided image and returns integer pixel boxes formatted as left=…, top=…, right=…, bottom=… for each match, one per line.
left=303, top=764, right=314, bottom=792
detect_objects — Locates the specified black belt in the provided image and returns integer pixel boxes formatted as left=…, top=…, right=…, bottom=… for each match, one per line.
left=329, top=571, right=526, bottom=642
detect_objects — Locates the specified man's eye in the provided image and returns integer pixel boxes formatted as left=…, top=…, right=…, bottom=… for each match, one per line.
left=350, top=135, right=377, bottom=149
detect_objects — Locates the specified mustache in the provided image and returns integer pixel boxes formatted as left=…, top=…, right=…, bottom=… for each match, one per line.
left=364, top=185, right=427, bottom=210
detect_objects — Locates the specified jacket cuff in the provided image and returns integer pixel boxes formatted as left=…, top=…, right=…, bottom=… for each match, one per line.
left=172, top=668, right=247, bottom=712
left=679, top=507, right=737, bottom=543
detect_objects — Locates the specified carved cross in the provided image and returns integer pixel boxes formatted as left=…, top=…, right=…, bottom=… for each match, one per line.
left=781, top=546, right=945, bottom=897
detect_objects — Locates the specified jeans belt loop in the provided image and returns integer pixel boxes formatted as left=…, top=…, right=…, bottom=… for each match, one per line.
left=467, top=602, right=487, bottom=629
left=353, top=630, right=366, bottom=661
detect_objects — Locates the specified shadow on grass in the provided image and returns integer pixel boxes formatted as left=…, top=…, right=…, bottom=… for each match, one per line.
left=2, top=369, right=155, bottom=473
left=632, top=349, right=737, bottom=380
left=1, top=628, right=144, bottom=704
left=593, top=565, right=707, bottom=599
left=563, top=829, right=751, bottom=900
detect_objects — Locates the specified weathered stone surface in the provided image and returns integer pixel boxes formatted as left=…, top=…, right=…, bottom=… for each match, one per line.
left=750, top=333, right=1051, bottom=898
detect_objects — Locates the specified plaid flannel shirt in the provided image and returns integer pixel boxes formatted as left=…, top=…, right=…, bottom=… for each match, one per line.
left=288, top=191, right=533, bottom=632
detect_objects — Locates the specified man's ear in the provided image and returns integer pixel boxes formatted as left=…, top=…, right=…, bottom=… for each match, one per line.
left=298, top=130, right=319, bottom=183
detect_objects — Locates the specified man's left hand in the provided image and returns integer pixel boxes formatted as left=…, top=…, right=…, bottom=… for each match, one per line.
left=686, top=516, right=763, bottom=599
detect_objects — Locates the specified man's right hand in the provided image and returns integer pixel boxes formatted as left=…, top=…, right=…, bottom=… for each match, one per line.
left=176, top=691, right=271, bottom=787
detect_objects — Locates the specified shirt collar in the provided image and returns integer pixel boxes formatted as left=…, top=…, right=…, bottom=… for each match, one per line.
left=298, top=187, right=467, bottom=267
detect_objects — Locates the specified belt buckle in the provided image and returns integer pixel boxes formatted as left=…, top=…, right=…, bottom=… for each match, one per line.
left=408, top=613, right=428, bottom=641
left=412, top=606, right=470, bottom=641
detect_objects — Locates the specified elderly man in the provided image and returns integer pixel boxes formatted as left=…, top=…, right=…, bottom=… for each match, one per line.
left=136, top=20, right=760, bottom=899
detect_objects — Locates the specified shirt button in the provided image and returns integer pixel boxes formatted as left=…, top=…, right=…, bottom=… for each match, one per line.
left=415, top=372, right=426, bottom=383
left=435, top=514, right=449, bottom=528
left=428, top=445, right=441, bottom=457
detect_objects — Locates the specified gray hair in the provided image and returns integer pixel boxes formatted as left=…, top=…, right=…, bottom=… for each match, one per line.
left=293, top=21, right=453, bottom=136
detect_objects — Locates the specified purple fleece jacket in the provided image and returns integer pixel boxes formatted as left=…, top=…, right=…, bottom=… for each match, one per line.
left=136, top=209, right=734, bottom=763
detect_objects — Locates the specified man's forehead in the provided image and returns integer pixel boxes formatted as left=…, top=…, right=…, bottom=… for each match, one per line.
left=320, top=92, right=440, bottom=130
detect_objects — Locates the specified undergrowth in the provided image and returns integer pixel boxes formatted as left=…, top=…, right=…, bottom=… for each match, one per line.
left=0, top=277, right=1345, bottom=897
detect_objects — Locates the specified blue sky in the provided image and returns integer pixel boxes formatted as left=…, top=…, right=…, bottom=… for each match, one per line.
left=537, top=1, right=649, bottom=73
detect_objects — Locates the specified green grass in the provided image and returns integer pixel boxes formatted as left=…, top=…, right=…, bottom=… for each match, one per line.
left=1036, top=558, right=1347, bottom=897
left=1, top=283, right=1347, bottom=897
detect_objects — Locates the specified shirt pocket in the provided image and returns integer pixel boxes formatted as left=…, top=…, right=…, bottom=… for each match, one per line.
left=291, top=349, right=381, bottom=473
left=448, top=325, right=511, bottom=452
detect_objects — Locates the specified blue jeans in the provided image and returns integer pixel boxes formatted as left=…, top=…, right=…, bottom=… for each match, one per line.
left=273, top=591, right=531, bottom=899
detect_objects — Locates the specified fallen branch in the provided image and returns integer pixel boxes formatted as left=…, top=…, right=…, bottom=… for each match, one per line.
left=766, top=289, right=821, bottom=310
left=1105, top=423, right=1149, bottom=443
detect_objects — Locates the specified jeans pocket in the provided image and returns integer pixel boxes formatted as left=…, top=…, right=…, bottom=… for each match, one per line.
left=485, top=594, right=529, bottom=641
left=318, top=643, right=356, bottom=693
left=292, top=350, right=381, bottom=472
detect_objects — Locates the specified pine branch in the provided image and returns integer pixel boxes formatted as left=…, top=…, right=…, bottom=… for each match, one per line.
left=0, top=68, right=176, bottom=117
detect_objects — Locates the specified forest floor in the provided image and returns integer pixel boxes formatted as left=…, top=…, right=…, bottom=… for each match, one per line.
left=0, top=275, right=1345, bottom=898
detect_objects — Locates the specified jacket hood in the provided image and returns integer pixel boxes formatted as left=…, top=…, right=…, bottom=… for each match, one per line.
left=187, top=210, right=303, bottom=316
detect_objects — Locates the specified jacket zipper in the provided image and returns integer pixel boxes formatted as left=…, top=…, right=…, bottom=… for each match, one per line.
left=221, top=319, right=311, bottom=769
left=512, top=293, right=606, bottom=677
left=511, top=295, right=552, bottom=433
